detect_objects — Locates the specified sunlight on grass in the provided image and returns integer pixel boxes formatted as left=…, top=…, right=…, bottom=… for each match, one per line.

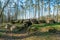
left=30, top=23, right=60, bottom=32
left=52, top=25, right=60, bottom=30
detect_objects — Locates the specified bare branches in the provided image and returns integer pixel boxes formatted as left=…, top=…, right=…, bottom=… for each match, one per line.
left=0, top=0, right=10, bottom=17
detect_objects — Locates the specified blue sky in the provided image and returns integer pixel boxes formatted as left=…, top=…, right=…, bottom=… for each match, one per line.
left=0, top=0, right=60, bottom=19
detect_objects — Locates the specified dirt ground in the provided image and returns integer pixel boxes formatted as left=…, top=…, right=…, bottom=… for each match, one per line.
left=0, top=31, right=60, bottom=40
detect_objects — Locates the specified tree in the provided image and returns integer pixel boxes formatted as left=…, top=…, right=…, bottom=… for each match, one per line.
left=37, top=0, right=40, bottom=20
left=34, top=4, right=36, bottom=19
left=30, top=0, right=34, bottom=19
left=0, top=0, right=10, bottom=23
left=56, top=0, right=59, bottom=22
left=41, top=0, right=44, bottom=20
left=0, top=1, right=2, bottom=17
left=0, top=1, right=2, bottom=12
left=48, top=0, right=50, bottom=18
left=14, top=3, right=18, bottom=20
left=8, top=9, right=10, bottom=22
left=53, top=0, right=55, bottom=19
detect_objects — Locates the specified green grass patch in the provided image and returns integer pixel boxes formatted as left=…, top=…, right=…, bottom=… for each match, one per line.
left=30, top=23, right=60, bottom=31
left=0, top=32, right=3, bottom=37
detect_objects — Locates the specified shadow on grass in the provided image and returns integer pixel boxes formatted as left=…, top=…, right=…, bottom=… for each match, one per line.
left=32, top=22, right=60, bottom=28
left=44, top=23, right=60, bottom=27
left=0, top=23, right=60, bottom=39
left=0, top=30, right=60, bottom=39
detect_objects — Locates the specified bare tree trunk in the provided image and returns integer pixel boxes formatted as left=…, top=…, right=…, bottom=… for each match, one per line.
left=53, top=2, right=55, bottom=20
left=25, top=9, right=26, bottom=19
left=38, top=0, right=40, bottom=20
left=8, top=10, right=10, bottom=22
left=41, top=0, right=44, bottom=20
left=15, top=3, right=18, bottom=20
left=0, top=0, right=10, bottom=23
left=34, top=5, right=36, bottom=19
left=57, top=0, right=59, bottom=22
left=29, top=7, right=30, bottom=19
left=48, top=0, right=50, bottom=18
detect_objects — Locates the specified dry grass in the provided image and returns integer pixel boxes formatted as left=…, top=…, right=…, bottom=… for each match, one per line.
left=0, top=23, right=60, bottom=40
left=22, top=34, right=60, bottom=40
left=39, top=26, right=53, bottom=32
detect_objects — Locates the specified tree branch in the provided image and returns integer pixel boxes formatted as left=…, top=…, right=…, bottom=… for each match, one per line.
left=0, top=0, right=10, bottom=17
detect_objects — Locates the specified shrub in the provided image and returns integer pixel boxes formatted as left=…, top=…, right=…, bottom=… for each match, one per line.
left=48, top=28, right=57, bottom=33
left=0, top=32, right=3, bottom=37
left=19, top=19, right=24, bottom=24
left=49, top=20, right=56, bottom=24
left=30, top=19, right=39, bottom=24
left=11, top=20, right=16, bottom=24
left=46, top=18, right=56, bottom=24
left=11, top=20, right=24, bottom=24
left=38, top=20, right=46, bottom=23
left=28, top=27, right=38, bottom=33
left=23, top=19, right=32, bottom=27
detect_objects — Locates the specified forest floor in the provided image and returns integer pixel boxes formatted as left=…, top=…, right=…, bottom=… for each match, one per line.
left=0, top=23, right=60, bottom=40
left=0, top=31, right=60, bottom=40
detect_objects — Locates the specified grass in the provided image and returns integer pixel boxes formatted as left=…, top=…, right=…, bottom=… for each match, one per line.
left=31, top=23, right=60, bottom=28
left=0, top=23, right=60, bottom=40
left=31, top=23, right=60, bottom=27
left=22, top=32, right=59, bottom=40
left=0, top=32, right=4, bottom=37
left=29, top=23, right=60, bottom=33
